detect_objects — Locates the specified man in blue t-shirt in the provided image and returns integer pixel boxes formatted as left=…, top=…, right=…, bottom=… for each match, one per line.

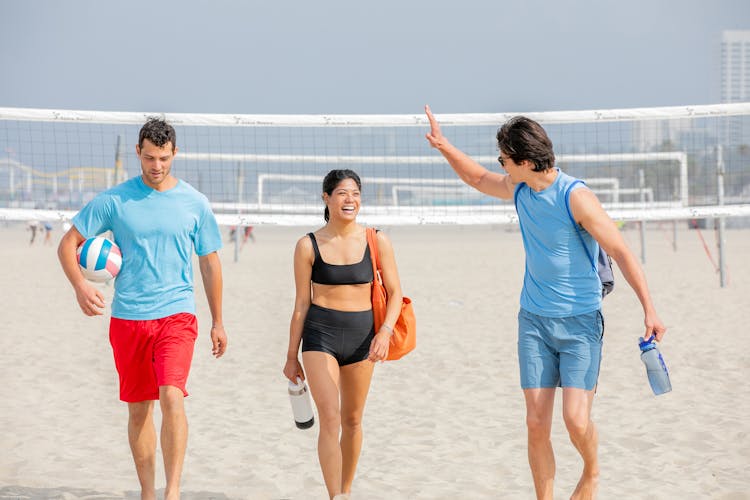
left=58, top=118, right=227, bottom=499
left=425, top=105, right=666, bottom=499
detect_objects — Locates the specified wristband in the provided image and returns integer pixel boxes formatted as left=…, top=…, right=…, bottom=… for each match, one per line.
left=382, top=324, right=394, bottom=335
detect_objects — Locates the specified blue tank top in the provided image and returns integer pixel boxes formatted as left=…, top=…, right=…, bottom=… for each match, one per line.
left=514, top=169, right=601, bottom=317
left=308, top=233, right=374, bottom=285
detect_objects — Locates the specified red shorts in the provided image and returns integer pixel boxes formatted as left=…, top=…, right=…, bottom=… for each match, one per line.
left=109, top=312, right=198, bottom=403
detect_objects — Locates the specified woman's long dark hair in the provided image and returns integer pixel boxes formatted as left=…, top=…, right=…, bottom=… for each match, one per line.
left=322, top=169, right=362, bottom=222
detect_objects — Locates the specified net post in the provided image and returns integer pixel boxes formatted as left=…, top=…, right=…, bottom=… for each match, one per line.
left=234, top=162, right=243, bottom=263
left=639, top=169, right=647, bottom=264
left=717, top=146, right=727, bottom=288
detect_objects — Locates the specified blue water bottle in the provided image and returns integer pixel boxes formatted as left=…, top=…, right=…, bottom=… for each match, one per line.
left=638, top=336, right=672, bottom=395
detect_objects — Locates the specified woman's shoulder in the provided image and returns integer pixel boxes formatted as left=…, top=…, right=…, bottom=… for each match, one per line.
left=302, top=226, right=328, bottom=240
left=362, top=225, right=385, bottom=240
left=295, top=232, right=315, bottom=252
left=372, top=227, right=393, bottom=247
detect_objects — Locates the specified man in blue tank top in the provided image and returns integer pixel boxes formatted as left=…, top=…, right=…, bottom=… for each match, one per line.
left=57, top=118, right=227, bottom=499
left=425, top=105, right=666, bottom=499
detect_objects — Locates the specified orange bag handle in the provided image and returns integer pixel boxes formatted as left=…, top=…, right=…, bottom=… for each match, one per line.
left=366, top=227, right=381, bottom=279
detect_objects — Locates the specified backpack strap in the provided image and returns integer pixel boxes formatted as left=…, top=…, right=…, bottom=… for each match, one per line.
left=564, top=180, right=597, bottom=273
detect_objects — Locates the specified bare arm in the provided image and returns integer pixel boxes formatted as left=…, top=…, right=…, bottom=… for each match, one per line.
left=284, top=236, right=313, bottom=382
left=424, top=104, right=515, bottom=200
left=368, top=231, right=404, bottom=362
left=569, top=188, right=666, bottom=341
left=199, top=251, right=227, bottom=358
left=57, top=226, right=106, bottom=316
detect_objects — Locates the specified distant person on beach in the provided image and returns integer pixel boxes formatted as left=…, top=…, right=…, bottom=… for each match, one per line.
left=425, top=105, right=666, bottom=500
left=242, top=225, right=255, bottom=247
left=57, top=117, right=227, bottom=500
left=284, top=169, right=404, bottom=500
left=43, top=221, right=53, bottom=245
left=228, top=225, right=255, bottom=249
left=27, top=219, right=39, bottom=245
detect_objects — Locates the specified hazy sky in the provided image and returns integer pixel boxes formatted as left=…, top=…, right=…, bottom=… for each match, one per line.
left=1, top=0, right=749, bottom=115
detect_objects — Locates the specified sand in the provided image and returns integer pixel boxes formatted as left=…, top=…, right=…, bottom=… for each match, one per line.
left=1, top=222, right=749, bottom=499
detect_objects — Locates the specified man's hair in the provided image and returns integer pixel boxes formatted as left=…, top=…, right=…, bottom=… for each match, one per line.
left=496, top=116, right=555, bottom=172
left=322, top=169, right=361, bottom=222
left=138, top=117, right=177, bottom=150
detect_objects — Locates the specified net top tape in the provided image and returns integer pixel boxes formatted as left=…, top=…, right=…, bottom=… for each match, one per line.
left=1, top=103, right=749, bottom=127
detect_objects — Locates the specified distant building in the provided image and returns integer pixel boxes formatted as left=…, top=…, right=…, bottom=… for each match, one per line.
left=631, top=120, right=685, bottom=152
left=635, top=30, right=750, bottom=151
left=720, top=30, right=750, bottom=103
left=720, top=30, right=750, bottom=146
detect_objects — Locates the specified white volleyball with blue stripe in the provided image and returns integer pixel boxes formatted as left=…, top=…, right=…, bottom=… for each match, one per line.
left=76, top=236, right=122, bottom=282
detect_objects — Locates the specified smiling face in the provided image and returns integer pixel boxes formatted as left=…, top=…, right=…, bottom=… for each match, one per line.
left=136, top=139, right=178, bottom=190
left=323, top=178, right=361, bottom=222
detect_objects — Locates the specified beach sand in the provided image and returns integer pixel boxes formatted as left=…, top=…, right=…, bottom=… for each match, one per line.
left=1, top=222, right=749, bottom=499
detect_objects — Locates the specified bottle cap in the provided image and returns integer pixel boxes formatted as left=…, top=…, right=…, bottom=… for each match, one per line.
left=638, top=336, right=656, bottom=351
left=288, top=377, right=305, bottom=391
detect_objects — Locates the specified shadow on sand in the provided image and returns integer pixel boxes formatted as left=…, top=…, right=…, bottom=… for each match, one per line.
left=0, top=486, right=243, bottom=500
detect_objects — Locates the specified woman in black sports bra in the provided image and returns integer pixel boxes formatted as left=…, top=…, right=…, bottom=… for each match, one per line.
left=284, top=169, right=404, bottom=500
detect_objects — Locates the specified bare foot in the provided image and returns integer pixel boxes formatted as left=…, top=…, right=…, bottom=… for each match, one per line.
left=570, top=469, right=599, bottom=500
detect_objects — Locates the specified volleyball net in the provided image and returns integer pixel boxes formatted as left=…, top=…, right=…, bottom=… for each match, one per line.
left=1, top=103, right=749, bottom=227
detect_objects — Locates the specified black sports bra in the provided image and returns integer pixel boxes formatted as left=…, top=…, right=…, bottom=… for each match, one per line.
left=308, top=232, right=374, bottom=285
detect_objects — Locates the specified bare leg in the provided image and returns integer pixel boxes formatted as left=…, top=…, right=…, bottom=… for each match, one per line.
left=524, top=388, right=556, bottom=500
left=339, top=359, right=375, bottom=494
left=563, top=387, right=599, bottom=500
left=160, top=385, right=188, bottom=500
left=128, top=401, right=157, bottom=500
left=303, top=351, right=343, bottom=499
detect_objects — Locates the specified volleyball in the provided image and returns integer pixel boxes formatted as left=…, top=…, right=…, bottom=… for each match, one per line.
left=76, top=236, right=122, bottom=282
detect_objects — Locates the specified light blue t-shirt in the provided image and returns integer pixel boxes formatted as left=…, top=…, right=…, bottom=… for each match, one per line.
left=514, top=169, right=601, bottom=317
left=73, top=176, right=222, bottom=320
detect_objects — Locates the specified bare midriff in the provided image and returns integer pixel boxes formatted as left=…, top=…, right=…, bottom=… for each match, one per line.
left=311, top=282, right=372, bottom=312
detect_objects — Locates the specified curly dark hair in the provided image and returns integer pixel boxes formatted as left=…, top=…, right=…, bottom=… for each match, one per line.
left=138, top=117, right=177, bottom=150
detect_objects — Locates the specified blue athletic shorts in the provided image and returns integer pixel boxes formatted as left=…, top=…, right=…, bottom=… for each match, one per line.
left=517, top=308, right=604, bottom=391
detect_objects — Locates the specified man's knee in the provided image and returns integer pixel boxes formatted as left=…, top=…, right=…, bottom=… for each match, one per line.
left=159, top=386, right=185, bottom=416
left=526, top=412, right=552, bottom=440
left=563, top=411, right=591, bottom=441
left=128, top=401, right=154, bottom=426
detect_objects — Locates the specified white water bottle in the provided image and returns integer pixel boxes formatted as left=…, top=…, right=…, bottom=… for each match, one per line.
left=288, top=377, right=315, bottom=429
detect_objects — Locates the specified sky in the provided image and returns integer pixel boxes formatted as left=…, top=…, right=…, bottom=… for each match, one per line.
left=1, top=0, right=749, bottom=115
